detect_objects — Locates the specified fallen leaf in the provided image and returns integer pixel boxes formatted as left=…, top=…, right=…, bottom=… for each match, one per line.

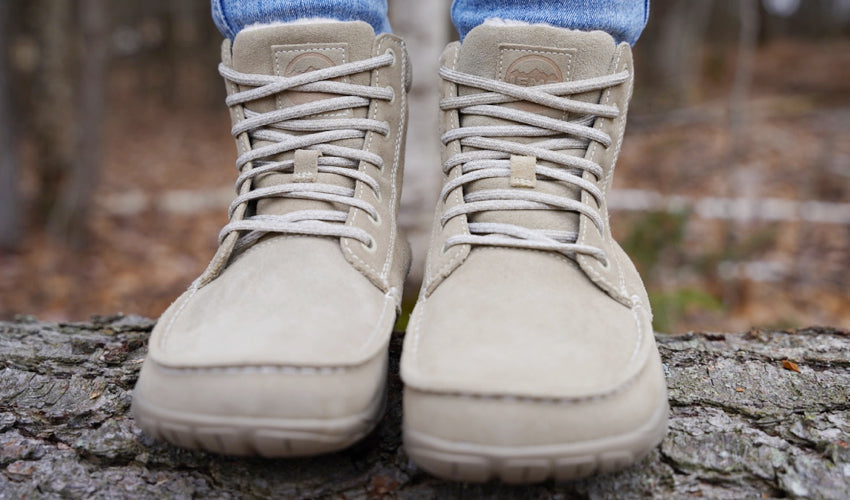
left=735, top=387, right=745, bottom=392
left=89, top=390, right=103, bottom=400
left=369, top=474, right=400, bottom=496
left=782, top=360, right=801, bottom=373
left=838, top=440, right=848, bottom=448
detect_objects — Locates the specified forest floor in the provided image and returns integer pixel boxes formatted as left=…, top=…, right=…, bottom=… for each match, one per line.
left=1, top=38, right=848, bottom=332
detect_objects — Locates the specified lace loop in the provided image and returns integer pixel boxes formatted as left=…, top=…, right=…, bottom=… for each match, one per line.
left=217, top=54, right=394, bottom=250
left=439, top=65, right=626, bottom=263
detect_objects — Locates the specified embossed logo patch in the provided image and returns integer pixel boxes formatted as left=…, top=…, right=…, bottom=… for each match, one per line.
left=505, top=55, right=563, bottom=87
left=273, top=43, right=349, bottom=112
left=498, top=44, right=575, bottom=117
left=283, top=52, right=336, bottom=78
left=498, top=44, right=574, bottom=87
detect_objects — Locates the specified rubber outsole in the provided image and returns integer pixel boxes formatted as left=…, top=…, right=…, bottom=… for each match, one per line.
left=132, top=389, right=385, bottom=457
left=403, top=398, right=669, bottom=483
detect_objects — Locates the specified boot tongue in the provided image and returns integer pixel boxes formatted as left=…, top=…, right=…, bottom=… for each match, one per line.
left=228, top=21, right=377, bottom=217
left=231, top=21, right=376, bottom=114
left=455, top=24, right=617, bottom=234
left=457, top=24, right=617, bottom=118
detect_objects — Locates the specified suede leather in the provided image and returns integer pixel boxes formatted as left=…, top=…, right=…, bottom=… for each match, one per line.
left=151, top=237, right=396, bottom=368
left=458, top=28, right=616, bottom=237
left=405, top=349, right=666, bottom=446
left=136, top=346, right=386, bottom=420
left=402, top=25, right=666, bottom=446
left=135, top=22, right=409, bottom=423
left=405, top=248, right=652, bottom=398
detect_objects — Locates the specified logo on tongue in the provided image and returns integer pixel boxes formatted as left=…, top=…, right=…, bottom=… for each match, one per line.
left=280, top=52, right=338, bottom=107
left=505, top=55, right=562, bottom=87
left=283, top=52, right=336, bottom=77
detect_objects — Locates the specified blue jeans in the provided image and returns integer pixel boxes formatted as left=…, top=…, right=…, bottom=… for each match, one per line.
left=212, top=0, right=648, bottom=45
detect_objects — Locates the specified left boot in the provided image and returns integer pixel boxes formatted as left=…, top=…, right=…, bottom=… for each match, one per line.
left=132, top=21, right=411, bottom=457
left=401, top=24, right=668, bottom=483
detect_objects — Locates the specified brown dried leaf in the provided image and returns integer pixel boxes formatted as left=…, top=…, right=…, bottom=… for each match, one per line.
left=782, top=360, right=801, bottom=373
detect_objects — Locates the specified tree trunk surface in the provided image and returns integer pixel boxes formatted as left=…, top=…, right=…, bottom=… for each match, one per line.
left=1, top=316, right=848, bottom=499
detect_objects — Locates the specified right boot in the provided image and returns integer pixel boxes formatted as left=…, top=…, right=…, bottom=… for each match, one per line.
left=132, top=21, right=411, bottom=457
left=400, top=24, right=668, bottom=482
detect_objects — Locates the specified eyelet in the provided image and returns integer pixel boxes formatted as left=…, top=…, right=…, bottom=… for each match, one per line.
left=598, top=254, right=610, bottom=269
left=369, top=211, right=381, bottom=225
left=440, top=243, right=449, bottom=255
left=386, top=85, right=395, bottom=105
left=385, top=48, right=396, bottom=67
left=361, top=237, right=377, bottom=253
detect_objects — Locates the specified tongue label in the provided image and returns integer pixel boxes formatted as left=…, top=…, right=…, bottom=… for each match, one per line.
left=498, top=44, right=574, bottom=87
left=272, top=43, right=350, bottom=115
left=498, top=44, right=575, bottom=119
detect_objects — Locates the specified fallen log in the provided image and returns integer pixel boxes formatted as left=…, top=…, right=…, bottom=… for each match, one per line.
left=1, top=315, right=848, bottom=498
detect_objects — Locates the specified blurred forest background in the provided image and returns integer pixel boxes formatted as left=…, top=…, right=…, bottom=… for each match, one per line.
left=0, top=0, right=848, bottom=332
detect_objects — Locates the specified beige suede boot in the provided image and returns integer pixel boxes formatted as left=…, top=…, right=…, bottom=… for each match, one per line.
left=132, top=21, right=410, bottom=457
left=401, top=24, right=668, bottom=482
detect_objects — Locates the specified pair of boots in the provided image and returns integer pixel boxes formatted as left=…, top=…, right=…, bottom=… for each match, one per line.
left=132, top=20, right=668, bottom=483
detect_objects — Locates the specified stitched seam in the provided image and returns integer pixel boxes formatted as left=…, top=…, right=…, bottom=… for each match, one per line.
left=157, top=289, right=396, bottom=374
left=382, top=39, right=405, bottom=280
left=158, top=284, right=198, bottom=350
left=603, top=54, right=629, bottom=195
left=407, top=359, right=648, bottom=405
left=627, top=295, right=646, bottom=367
left=431, top=47, right=467, bottom=289
left=408, top=295, right=428, bottom=364
left=341, top=40, right=388, bottom=288
left=607, top=54, right=631, bottom=297
left=578, top=48, right=624, bottom=298
left=355, top=291, right=395, bottom=355
left=407, top=261, right=641, bottom=400
left=422, top=196, right=443, bottom=287
left=614, top=240, right=628, bottom=295
left=408, top=299, right=647, bottom=405
left=155, top=364, right=354, bottom=375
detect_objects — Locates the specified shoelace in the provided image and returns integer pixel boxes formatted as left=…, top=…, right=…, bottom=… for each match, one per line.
left=217, top=53, right=394, bottom=252
left=438, top=66, right=630, bottom=264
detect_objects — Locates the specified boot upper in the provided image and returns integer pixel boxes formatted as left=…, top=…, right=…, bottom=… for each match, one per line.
left=402, top=24, right=657, bottom=402
left=145, top=21, right=410, bottom=372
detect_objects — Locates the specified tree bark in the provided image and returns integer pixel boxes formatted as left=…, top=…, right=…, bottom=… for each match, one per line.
left=1, top=316, right=848, bottom=498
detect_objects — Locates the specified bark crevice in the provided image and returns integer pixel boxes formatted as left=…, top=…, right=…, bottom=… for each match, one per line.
left=1, top=316, right=848, bottom=498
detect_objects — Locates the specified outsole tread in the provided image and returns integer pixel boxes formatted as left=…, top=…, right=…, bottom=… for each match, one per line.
left=132, top=394, right=384, bottom=457
left=403, top=399, right=669, bottom=483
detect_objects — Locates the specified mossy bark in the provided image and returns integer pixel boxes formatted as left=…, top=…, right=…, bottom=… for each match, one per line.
left=1, top=316, right=848, bottom=498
